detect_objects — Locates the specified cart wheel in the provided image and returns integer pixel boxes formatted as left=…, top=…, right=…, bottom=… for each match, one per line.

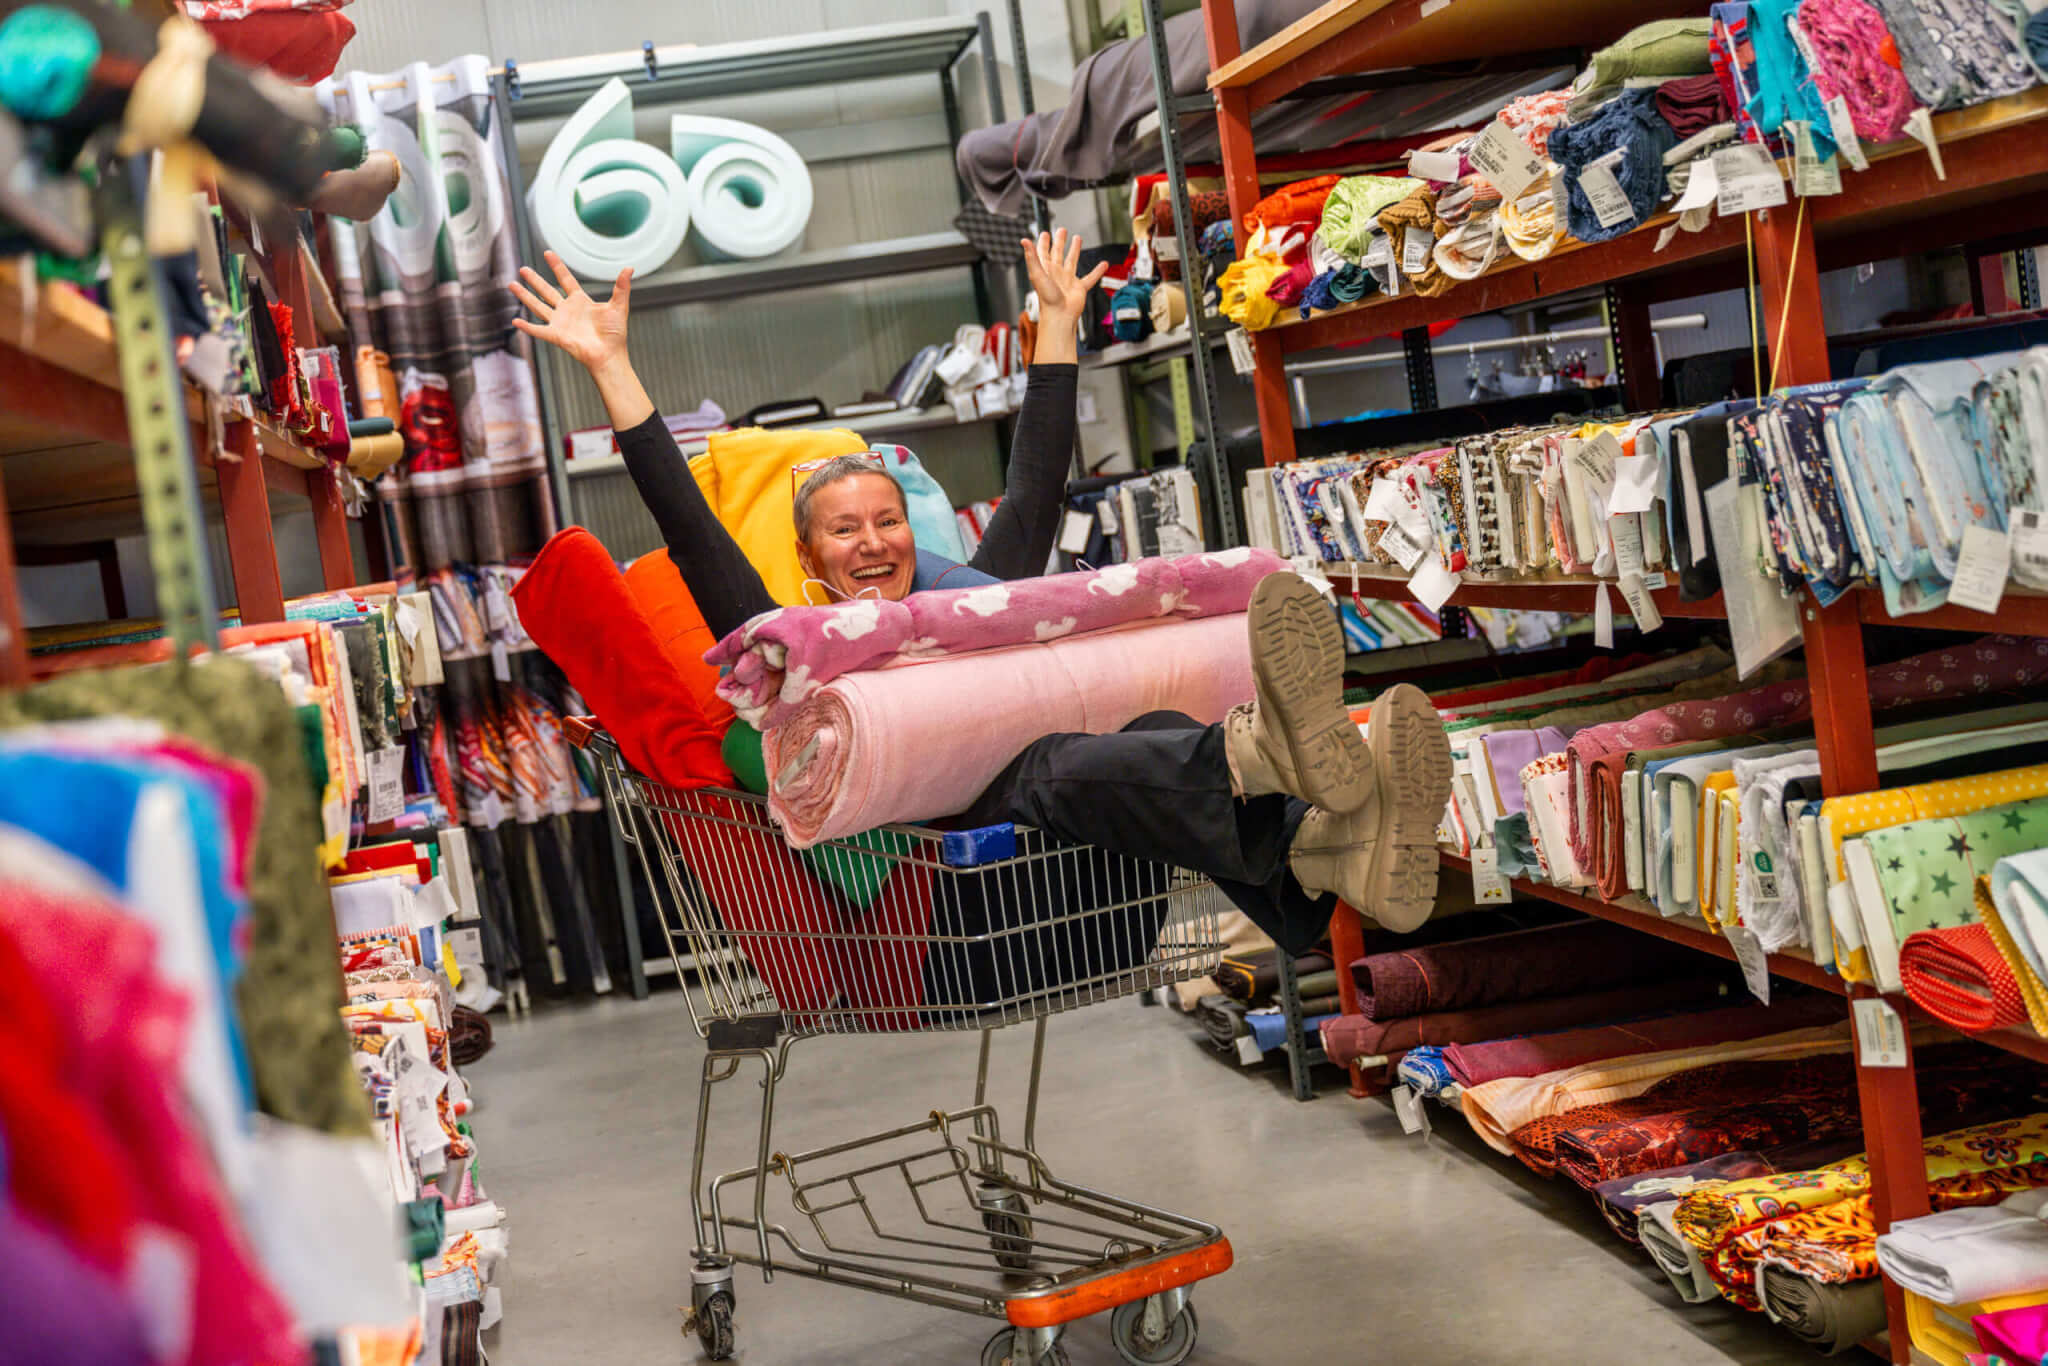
left=1109, top=1299, right=1198, bottom=1366
left=980, top=1186, right=1033, bottom=1271
left=695, top=1291, right=736, bottom=1361
left=980, top=1329, right=1071, bottom=1366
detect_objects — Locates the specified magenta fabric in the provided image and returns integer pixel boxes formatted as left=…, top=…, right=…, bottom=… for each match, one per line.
left=0, top=1205, right=150, bottom=1366
left=0, top=882, right=300, bottom=1366
left=1350, top=918, right=1705, bottom=1019
left=1317, top=975, right=1731, bottom=1064
left=1975, top=1303, right=2048, bottom=1360
left=1566, top=636, right=2048, bottom=897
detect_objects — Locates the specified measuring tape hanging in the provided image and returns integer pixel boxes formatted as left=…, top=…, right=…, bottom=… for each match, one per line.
left=97, top=159, right=223, bottom=657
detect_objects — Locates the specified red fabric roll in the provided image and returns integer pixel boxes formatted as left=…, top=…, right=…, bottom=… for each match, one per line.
left=198, top=10, right=357, bottom=84
left=509, top=527, right=732, bottom=792
left=1351, top=918, right=1706, bottom=1019
left=1317, top=975, right=1730, bottom=1065
left=1443, top=993, right=1848, bottom=1086
left=1900, top=924, right=2029, bottom=1032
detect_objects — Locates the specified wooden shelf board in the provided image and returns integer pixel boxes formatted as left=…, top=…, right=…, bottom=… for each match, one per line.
left=1335, top=564, right=1729, bottom=620
left=1441, top=852, right=1843, bottom=994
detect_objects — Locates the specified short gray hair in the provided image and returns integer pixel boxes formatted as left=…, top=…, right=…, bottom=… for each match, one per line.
left=792, top=455, right=905, bottom=541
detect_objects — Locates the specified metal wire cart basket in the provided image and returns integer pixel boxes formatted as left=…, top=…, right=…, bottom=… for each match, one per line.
left=568, top=720, right=1236, bottom=1366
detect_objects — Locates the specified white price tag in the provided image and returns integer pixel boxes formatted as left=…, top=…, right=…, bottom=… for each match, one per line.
left=1578, top=153, right=1636, bottom=229
left=1407, top=556, right=1461, bottom=611
left=490, top=639, right=511, bottom=683
left=1362, top=234, right=1392, bottom=270
left=1607, top=454, right=1661, bottom=514
left=366, top=745, right=404, bottom=823
left=1618, top=573, right=1665, bottom=633
left=1788, top=121, right=1840, bottom=198
left=1644, top=572, right=1669, bottom=589
left=1948, top=524, right=2011, bottom=614
left=1451, top=778, right=1482, bottom=848
left=1363, top=476, right=1407, bottom=526
left=1378, top=521, right=1429, bottom=571
left=1610, top=515, right=1647, bottom=581
left=1471, top=846, right=1512, bottom=903
left=2014, top=509, right=2048, bottom=585
left=1402, top=227, right=1434, bottom=275
left=482, top=576, right=511, bottom=633
left=1225, top=327, right=1256, bottom=377
left=1573, top=430, right=1623, bottom=492
left=1058, top=509, right=1093, bottom=555
left=1673, top=158, right=1720, bottom=214
left=1727, top=924, right=1772, bottom=1004
left=567, top=428, right=614, bottom=463
left=1096, top=497, right=1120, bottom=536
left=1234, top=1033, right=1263, bottom=1065
left=1468, top=120, right=1547, bottom=199
left=1852, top=997, right=1909, bottom=1068
left=1594, top=581, right=1616, bottom=649
left=1903, top=108, right=1945, bottom=181
left=1712, top=143, right=1788, bottom=216
left=1825, top=95, right=1868, bottom=171
left=1391, top=1084, right=1433, bottom=1136
left=1407, top=148, right=1462, bottom=183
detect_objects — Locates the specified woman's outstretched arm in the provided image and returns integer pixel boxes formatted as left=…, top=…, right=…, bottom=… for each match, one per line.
left=968, top=229, right=1105, bottom=581
left=512, top=252, right=776, bottom=638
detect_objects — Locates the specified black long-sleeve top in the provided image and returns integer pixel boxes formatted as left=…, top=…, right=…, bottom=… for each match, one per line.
left=615, top=363, right=1078, bottom=639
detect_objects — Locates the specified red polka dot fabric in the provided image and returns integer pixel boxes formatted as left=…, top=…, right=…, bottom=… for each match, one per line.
left=1899, top=923, right=2029, bottom=1032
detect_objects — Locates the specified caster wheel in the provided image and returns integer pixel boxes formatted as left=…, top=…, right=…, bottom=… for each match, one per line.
left=695, top=1290, right=735, bottom=1361
left=980, top=1329, right=1071, bottom=1366
left=1109, top=1299, right=1198, bottom=1366
left=983, top=1208, right=1034, bottom=1271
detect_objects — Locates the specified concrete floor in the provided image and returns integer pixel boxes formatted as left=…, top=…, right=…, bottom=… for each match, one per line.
left=471, top=992, right=1822, bottom=1366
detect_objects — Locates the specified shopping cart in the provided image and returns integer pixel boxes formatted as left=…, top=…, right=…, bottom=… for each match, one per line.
left=567, top=718, right=1235, bottom=1366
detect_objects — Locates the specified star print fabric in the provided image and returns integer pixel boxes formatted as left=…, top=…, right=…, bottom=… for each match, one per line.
left=1859, top=797, right=2048, bottom=940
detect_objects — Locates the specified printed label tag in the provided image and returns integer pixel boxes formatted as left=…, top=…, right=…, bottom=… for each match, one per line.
left=490, top=639, right=511, bottom=683
left=1852, top=997, right=1909, bottom=1068
left=1402, top=227, right=1434, bottom=275
left=1619, top=573, right=1665, bottom=633
left=1407, top=557, right=1461, bottom=611
left=1949, top=524, right=2011, bottom=614
left=1391, top=1084, right=1433, bottom=1136
left=366, top=746, right=404, bottom=824
left=1712, top=143, right=1788, bottom=216
left=1594, top=581, right=1616, bottom=649
left=1362, top=235, right=1393, bottom=269
left=1610, top=515, right=1647, bottom=581
left=2013, top=509, right=2048, bottom=585
left=1235, top=1034, right=1264, bottom=1065
left=1825, top=95, right=1869, bottom=171
left=1579, top=156, right=1637, bottom=229
left=1469, top=120, right=1547, bottom=200
left=1728, top=924, right=1772, bottom=1005
left=1789, top=120, right=1841, bottom=198
left=1471, top=846, right=1512, bottom=904
left=1378, top=521, right=1429, bottom=571
left=1903, top=108, right=1945, bottom=180
left=1225, top=327, right=1256, bottom=377
left=1407, top=148, right=1462, bottom=183
left=1058, top=509, right=1093, bottom=555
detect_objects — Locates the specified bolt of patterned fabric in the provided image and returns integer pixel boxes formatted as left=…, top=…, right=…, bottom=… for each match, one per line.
left=1796, top=0, right=1920, bottom=141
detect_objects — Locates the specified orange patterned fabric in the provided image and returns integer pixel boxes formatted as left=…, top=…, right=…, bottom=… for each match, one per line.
left=1243, top=174, right=1343, bottom=231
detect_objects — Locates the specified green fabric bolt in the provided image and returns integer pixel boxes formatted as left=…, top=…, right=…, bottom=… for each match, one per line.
left=402, top=1198, right=446, bottom=1262
left=1863, top=797, right=2048, bottom=939
left=0, top=5, right=101, bottom=121
left=1314, top=175, right=1426, bottom=262
left=1567, top=18, right=1715, bottom=119
left=0, top=658, right=369, bottom=1135
left=297, top=703, right=328, bottom=799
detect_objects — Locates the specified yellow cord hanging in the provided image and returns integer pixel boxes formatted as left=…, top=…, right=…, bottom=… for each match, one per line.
left=1745, top=213, right=1762, bottom=401
left=1766, top=196, right=1810, bottom=396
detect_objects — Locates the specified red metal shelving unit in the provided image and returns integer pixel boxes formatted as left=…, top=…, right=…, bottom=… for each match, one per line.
left=1200, top=2, right=2048, bottom=1359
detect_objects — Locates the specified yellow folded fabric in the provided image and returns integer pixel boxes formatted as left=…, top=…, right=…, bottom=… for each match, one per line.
left=1699, top=770, right=1739, bottom=928
left=688, top=425, right=870, bottom=607
left=1217, top=253, right=1289, bottom=331
left=1979, top=875, right=2048, bottom=1036
left=1458, top=1023, right=1854, bottom=1156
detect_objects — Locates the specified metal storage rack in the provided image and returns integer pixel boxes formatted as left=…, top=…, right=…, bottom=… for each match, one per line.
left=1195, top=0, right=2048, bottom=1358
left=484, top=17, right=1019, bottom=528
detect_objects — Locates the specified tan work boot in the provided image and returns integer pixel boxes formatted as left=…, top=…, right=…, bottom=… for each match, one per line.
left=1287, top=683, right=1453, bottom=932
left=1224, top=572, right=1374, bottom=813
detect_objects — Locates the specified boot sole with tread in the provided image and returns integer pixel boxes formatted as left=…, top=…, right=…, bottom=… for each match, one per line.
left=1361, top=683, right=1453, bottom=931
left=1247, top=575, right=1373, bottom=813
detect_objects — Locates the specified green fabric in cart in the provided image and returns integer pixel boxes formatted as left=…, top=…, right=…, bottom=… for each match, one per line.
left=721, top=721, right=912, bottom=910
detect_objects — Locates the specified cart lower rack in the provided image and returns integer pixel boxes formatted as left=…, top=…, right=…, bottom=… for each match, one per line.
left=569, top=719, right=1237, bottom=1366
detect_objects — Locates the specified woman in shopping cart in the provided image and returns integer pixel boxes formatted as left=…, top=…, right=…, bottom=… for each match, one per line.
left=509, top=234, right=1451, bottom=945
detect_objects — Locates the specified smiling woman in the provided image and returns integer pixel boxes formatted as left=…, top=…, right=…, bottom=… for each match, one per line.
left=790, top=454, right=916, bottom=604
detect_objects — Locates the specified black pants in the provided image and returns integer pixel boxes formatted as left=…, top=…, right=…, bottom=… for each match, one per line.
left=956, top=711, right=1334, bottom=955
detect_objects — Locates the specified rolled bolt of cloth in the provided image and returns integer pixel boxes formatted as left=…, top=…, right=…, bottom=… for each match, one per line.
left=1350, top=918, right=1707, bottom=1019
left=1654, top=72, right=1733, bottom=140
left=1797, top=0, right=1921, bottom=141
left=1993, top=851, right=2048, bottom=1022
left=1870, top=0, right=2036, bottom=109
left=1313, top=174, right=1425, bottom=262
left=1875, top=1189, right=2048, bottom=1305
left=1565, top=635, right=2048, bottom=900
left=1755, top=1266, right=1888, bottom=1354
left=1375, top=188, right=1452, bottom=297
left=1242, top=173, right=1342, bottom=232
left=1499, top=169, right=1564, bottom=261
left=1433, top=188, right=1504, bottom=282
left=1546, top=89, right=1676, bottom=246
left=1498, top=88, right=1572, bottom=156
left=1974, top=874, right=2048, bottom=1038
left=709, top=547, right=1287, bottom=728
left=1900, top=923, right=2031, bottom=1032
left=1566, top=18, right=1716, bottom=120
left=1265, top=259, right=1312, bottom=307
left=1744, top=0, right=1838, bottom=153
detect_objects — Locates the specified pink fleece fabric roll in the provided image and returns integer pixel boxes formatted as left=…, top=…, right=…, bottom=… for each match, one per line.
left=764, top=613, right=1254, bottom=847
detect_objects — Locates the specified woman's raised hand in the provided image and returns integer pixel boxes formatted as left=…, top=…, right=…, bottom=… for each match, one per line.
left=1022, top=227, right=1108, bottom=322
left=510, top=251, right=633, bottom=374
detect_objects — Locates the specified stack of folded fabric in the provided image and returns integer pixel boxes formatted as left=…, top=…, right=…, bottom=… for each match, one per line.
left=1877, top=1189, right=2048, bottom=1306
